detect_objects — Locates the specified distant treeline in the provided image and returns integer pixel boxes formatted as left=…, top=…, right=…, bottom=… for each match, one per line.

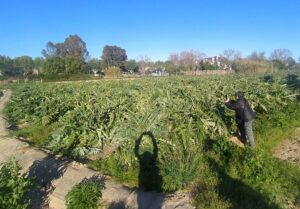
left=0, top=35, right=299, bottom=79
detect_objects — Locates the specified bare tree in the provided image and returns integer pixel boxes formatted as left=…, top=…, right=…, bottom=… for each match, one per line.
left=221, top=49, right=242, bottom=61
left=169, top=52, right=180, bottom=66
left=168, top=50, right=206, bottom=71
left=247, top=51, right=266, bottom=61
left=137, top=55, right=152, bottom=74
left=269, top=48, right=292, bottom=63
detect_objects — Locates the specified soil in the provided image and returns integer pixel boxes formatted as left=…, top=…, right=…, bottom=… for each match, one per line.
left=273, top=127, right=300, bottom=166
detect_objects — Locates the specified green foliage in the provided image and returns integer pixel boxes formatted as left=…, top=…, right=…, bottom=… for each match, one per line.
left=125, top=60, right=139, bottom=73
left=4, top=72, right=300, bottom=198
left=13, top=56, right=34, bottom=75
left=199, top=60, right=218, bottom=71
left=0, top=159, right=32, bottom=209
left=232, top=60, right=272, bottom=73
left=65, top=177, right=102, bottom=209
left=0, top=55, right=34, bottom=77
left=89, top=157, right=139, bottom=186
left=43, top=56, right=65, bottom=74
left=64, top=56, right=85, bottom=74
left=42, top=35, right=89, bottom=60
left=87, top=58, right=103, bottom=74
left=14, top=123, right=51, bottom=146
left=104, top=66, right=122, bottom=78
left=254, top=101, right=300, bottom=151
left=101, top=45, right=127, bottom=69
left=192, top=164, right=231, bottom=209
left=194, top=135, right=300, bottom=209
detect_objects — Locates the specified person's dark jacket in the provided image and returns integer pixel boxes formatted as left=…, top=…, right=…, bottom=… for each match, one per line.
left=225, top=97, right=255, bottom=123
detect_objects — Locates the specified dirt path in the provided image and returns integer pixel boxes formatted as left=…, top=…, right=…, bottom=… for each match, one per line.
left=0, top=90, right=194, bottom=209
left=273, top=128, right=300, bottom=166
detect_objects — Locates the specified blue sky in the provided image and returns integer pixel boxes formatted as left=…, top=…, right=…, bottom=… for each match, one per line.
left=0, top=0, right=299, bottom=61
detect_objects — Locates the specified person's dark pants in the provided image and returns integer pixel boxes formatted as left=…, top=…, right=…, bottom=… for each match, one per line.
left=245, top=120, right=255, bottom=147
left=237, top=122, right=247, bottom=143
left=237, top=120, right=255, bottom=147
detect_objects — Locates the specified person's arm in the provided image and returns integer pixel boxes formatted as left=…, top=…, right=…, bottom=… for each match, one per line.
left=225, top=100, right=241, bottom=110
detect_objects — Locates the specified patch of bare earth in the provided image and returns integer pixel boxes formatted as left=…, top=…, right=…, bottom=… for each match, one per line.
left=273, top=128, right=300, bottom=166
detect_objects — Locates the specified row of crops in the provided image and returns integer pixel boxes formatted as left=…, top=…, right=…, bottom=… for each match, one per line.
left=4, top=73, right=300, bottom=207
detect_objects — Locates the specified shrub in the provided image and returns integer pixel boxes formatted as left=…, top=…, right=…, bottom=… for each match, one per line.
left=65, top=176, right=103, bottom=209
left=104, top=66, right=122, bottom=78
left=232, top=60, right=272, bottom=73
left=0, top=159, right=32, bottom=209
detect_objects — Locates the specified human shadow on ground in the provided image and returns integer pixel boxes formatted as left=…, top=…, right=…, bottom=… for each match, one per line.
left=207, top=157, right=281, bottom=209
left=134, top=131, right=162, bottom=191
left=134, top=131, right=163, bottom=209
left=107, top=201, right=126, bottom=209
left=26, top=155, right=71, bottom=209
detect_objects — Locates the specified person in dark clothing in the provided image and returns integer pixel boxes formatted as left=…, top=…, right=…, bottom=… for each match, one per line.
left=225, top=91, right=256, bottom=147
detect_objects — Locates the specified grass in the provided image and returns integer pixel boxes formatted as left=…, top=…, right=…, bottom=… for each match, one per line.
left=13, top=123, right=52, bottom=147
left=254, top=102, right=300, bottom=152
left=88, top=158, right=139, bottom=187
left=192, top=101, right=300, bottom=209
left=65, top=176, right=103, bottom=209
left=3, top=72, right=300, bottom=208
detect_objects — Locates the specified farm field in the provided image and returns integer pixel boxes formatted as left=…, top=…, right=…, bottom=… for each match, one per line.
left=3, top=72, right=300, bottom=209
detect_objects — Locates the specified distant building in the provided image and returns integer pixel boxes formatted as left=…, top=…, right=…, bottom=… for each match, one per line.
left=204, top=56, right=221, bottom=67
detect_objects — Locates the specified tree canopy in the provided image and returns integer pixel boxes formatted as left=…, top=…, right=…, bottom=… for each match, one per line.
left=42, top=35, right=89, bottom=60
left=101, top=45, right=127, bottom=69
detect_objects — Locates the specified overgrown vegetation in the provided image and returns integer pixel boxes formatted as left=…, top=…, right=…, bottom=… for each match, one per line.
left=104, top=66, right=122, bottom=78
left=0, top=159, right=32, bottom=209
left=4, top=72, right=300, bottom=208
left=232, top=60, right=272, bottom=73
left=65, top=176, right=103, bottom=209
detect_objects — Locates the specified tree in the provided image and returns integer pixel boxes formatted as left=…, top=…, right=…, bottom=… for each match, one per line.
left=87, top=58, right=102, bottom=74
left=137, top=55, right=152, bottom=74
left=101, top=45, right=127, bottom=69
left=63, top=35, right=89, bottom=60
left=247, top=51, right=266, bottom=61
left=270, top=48, right=295, bottom=70
left=64, top=56, right=84, bottom=74
left=41, top=35, right=88, bottom=75
left=164, top=61, right=180, bottom=75
left=169, top=52, right=180, bottom=66
left=221, top=49, right=242, bottom=61
left=269, top=48, right=292, bottom=63
left=13, top=56, right=34, bottom=75
left=42, top=35, right=89, bottom=60
left=43, top=56, right=65, bottom=74
left=0, top=55, right=13, bottom=76
left=42, top=41, right=57, bottom=57
left=125, top=60, right=139, bottom=73
left=168, top=50, right=206, bottom=71
left=33, top=57, right=44, bottom=74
